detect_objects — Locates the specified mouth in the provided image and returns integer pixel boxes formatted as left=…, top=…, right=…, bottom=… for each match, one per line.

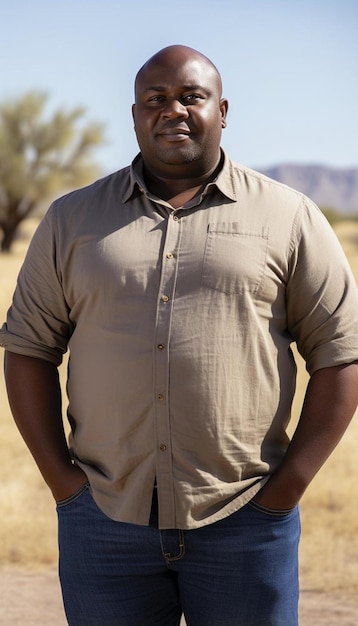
left=157, top=127, right=191, bottom=142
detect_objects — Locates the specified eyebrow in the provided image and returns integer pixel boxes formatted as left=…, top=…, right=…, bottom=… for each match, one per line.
left=143, top=84, right=206, bottom=93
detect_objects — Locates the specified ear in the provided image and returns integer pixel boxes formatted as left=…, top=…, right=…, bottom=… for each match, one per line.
left=220, top=98, right=229, bottom=128
left=131, top=103, right=136, bottom=125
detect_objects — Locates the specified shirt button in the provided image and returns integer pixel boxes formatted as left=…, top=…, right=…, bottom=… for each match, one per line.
left=157, top=394, right=164, bottom=401
left=172, top=215, right=179, bottom=221
left=161, top=295, right=169, bottom=303
left=157, top=344, right=165, bottom=350
left=166, top=252, right=174, bottom=259
left=159, top=444, right=167, bottom=451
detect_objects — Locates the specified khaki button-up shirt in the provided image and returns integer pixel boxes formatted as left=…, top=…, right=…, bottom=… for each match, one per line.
left=2, top=152, right=358, bottom=529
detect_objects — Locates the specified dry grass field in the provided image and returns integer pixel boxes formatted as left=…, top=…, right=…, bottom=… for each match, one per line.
left=0, top=216, right=357, bottom=601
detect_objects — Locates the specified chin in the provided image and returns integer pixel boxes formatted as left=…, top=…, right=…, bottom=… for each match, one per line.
left=158, top=147, right=201, bottom=166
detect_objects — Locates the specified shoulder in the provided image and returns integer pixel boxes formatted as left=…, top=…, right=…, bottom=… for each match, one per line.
left=230, top=159, right=305, bottom=202
left=225, top=157, right=318, bottom=226
left=32, top=166, right=132, bottom=248
left=51, top=166, right=131, bottom=214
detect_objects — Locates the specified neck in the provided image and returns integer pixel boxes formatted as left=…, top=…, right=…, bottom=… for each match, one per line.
left=142, top=154, right=223, bottom=202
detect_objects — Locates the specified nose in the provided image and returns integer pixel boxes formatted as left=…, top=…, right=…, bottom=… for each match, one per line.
left=161, top=98, right=189, bottom=119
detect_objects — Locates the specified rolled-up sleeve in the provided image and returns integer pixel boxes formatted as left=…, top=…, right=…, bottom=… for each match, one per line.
left=0, top=205, right=72, bottom=365
left=286, top=198, right=358, bottom=375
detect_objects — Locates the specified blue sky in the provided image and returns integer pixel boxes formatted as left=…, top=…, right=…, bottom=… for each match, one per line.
left=1, top=0, right=357, bottom=174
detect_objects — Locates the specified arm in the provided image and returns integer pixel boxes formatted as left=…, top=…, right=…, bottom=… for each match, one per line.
left=4, top=351, right=87, bottom=501
left=254, top=362, right=358, bottom=509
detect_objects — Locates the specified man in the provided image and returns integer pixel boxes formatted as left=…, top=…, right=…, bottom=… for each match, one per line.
left=1, top=45, right=358, bottom=626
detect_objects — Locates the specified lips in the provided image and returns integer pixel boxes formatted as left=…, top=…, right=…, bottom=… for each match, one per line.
left=157, top=127, right=191, bottom=142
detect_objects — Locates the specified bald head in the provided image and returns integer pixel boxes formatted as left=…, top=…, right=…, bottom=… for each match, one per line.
left=132, top=44, right=228, bottom=181
left=135, top=45, right=223, bottom=99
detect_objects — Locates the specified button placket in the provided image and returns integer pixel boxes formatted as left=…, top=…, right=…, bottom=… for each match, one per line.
left=153, top=212, right=182, bottom=526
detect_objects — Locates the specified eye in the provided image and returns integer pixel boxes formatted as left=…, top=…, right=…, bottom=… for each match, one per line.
left=182, top=94, right=204, bottom=103
left=147, top=95, right=166, bottom=102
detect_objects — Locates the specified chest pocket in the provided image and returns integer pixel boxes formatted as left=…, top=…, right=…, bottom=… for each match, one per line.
left=201, top=223, right=269, bottom=295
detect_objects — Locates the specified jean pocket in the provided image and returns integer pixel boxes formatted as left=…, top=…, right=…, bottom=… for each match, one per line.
left=56, top=482, right=90, bottom=508
left=248, top=500, right=295, bottom=517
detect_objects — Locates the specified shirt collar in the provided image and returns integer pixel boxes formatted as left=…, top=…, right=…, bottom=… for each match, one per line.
left=122, top=154, right=145, bottom=203
left=122, top=150, right=237, bottom=204
left=204, top=150, right=237, bottom=202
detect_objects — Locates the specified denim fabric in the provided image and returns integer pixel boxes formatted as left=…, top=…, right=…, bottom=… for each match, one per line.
left=57, top=487, right=300, bottom=625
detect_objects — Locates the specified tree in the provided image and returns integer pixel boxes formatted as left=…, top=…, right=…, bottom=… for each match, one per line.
left=0, top=92, right=106, bottom=252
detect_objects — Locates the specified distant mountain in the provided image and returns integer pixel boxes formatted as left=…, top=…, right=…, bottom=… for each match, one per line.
left=256, top=164, right=358, bottom=215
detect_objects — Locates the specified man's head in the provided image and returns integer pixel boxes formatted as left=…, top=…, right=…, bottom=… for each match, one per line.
left=132, top=45, right=228, bottom=180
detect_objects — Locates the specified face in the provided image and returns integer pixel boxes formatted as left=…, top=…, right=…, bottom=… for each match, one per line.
left=132, top=47, right=228, bottom=179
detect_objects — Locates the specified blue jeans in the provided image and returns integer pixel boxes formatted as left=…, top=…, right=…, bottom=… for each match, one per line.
left=57, top=485, right=300, bottom=626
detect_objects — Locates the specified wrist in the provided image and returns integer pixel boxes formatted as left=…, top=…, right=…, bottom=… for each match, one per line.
left=254, top=472, right=305, bottom=510
left=47, top=464, right=88, bottom=501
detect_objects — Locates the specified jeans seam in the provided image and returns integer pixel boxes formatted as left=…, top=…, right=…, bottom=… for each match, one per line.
left=160, top=530, right=186, bottom=565
left=248, top=500, right=295, bottom=517
left=56, top=482, right=90, bottom=507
